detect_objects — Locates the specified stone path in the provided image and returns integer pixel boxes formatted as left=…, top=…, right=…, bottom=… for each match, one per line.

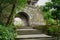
left=15, top=5, right=56, bottom=40
left=16, top=29, right=41, bottom=35
left=15, top=5, right=55, bottom=40
left=15, top=26, right=54, bottom=40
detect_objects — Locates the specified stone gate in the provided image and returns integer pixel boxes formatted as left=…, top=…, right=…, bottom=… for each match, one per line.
left=16, top=0, right=45, bottom=26
left=16, top=5, right=45, bottom=26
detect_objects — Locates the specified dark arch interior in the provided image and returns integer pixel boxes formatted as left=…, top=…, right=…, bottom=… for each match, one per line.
left=17, top=12, right=29, bottom=26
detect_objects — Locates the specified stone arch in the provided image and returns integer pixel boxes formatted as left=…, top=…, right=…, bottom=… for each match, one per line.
left=17, top=12, right=30, bottom=26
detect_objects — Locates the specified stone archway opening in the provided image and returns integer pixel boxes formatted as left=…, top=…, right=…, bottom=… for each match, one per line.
left=14, top=12, right=30, bottom=26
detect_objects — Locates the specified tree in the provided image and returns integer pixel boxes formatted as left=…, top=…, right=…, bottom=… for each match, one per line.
left=41, top=0, right=60, bottom=25
left=41, top=0, right=60, bottom=40
left=0, top=0, right=27, bottom=26
left=0, top=0, right=27, bottom=40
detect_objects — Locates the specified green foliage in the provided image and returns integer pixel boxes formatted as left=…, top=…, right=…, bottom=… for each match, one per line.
left=52, top=0, right=60, bottom=3
left=0, top=25, right=16, bottom=40
left=43, top=12, right=52, bottom=19
left=41, top=0, right=60, bottom=19
left=16, top=0, right=27, bottom=11
left=0, top=0, right=27, bottom=40
left=48, top=18, right=55, bottom=25
left=40, top=0, right=60, bottom=24
left=0, top=0, right=27, bottom=12
left=0, top=0, right=15, bottom=4
left=40, top=6, right=49, bottom=12
left=0, top=0, right=27, bottom=25
left=47, top=25, right=60, bottom=36
left=40, top=0, right=60, bottom=37
left=0, top=0, right=27, bottom=13
left=45, top=2, right=53, bottom=7
left=58, top=20, right=60, bottom=26
left=51, top=9, right=60, bottom=19
left=48, top=26, right=57, bottom=36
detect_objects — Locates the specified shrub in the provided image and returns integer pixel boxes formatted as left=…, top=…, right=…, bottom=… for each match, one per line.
left=48, top=18, right=55, bottom=25
left=47, top=25, right=60, bottom=37
left=0, top=25, right=16, bottom=40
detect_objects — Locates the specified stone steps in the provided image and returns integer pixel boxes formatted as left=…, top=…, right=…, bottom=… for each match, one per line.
left=16, top=26, right=32, bottom=29
left=16, top=34, right=52, bottom=39
left=15, top=25, right=54, bottom=40
left=16, top=29, right=42, bottom=35
left=16, top=28, right=54, bottom=40
left=16, top=38, right=54, bottom=40
left=15, top=34, right=53, bottom=40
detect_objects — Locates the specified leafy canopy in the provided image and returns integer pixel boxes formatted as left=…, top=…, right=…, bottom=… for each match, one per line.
left=0, top=0, right=27, bottom=10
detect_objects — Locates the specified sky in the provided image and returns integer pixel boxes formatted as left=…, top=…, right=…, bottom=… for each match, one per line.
left=35, top=0, right=51, bottom=6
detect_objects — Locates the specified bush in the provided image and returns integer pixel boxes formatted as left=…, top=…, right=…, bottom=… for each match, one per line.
left=0, top=25, right=16, bottom=40
left=48, top=18, right=55, bottom=25
left=47, top=25, right=60, bottom=37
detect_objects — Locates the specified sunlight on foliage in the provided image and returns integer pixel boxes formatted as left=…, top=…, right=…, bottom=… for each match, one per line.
left=16, top=0, right=27, bottom=11
left=48, top=18, right=55, bottom=24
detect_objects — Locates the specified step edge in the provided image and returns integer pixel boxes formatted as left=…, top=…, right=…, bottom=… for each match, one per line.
left=16, top=34, right=52, bottom=38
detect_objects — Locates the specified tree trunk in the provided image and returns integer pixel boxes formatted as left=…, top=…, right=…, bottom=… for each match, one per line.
left=0, top=1, right=17, bottom=26
left=0, top=2, right=4, bottom=25
left=6, top=3, right=16, bottom=26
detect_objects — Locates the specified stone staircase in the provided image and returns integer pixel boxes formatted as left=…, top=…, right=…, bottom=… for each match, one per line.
left=15, top=26, right=55, bottom=40
left=16, top=6, right=54, bottom=40
left=15, top=5, right=55, bottom=40
left=16, top=29, right=41, bottom=35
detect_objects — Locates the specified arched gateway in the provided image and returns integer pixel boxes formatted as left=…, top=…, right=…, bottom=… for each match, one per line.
left=15, top=12, right=30, bottom=26
left=14, top=6, right=45, bottom=26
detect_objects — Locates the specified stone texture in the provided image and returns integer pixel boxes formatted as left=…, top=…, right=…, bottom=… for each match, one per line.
left=16, top=29, right=42, bottom=35
left=23, top=5, right=45, bottom=26
left=16, top=34, right=51, bottom=38
left=16, top=5, right=45, bottom=26
left=16, top=38, right=53, bottom=40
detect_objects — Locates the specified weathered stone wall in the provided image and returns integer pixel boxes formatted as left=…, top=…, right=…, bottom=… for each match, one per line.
left=23, top=5, right=45, bottom=26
